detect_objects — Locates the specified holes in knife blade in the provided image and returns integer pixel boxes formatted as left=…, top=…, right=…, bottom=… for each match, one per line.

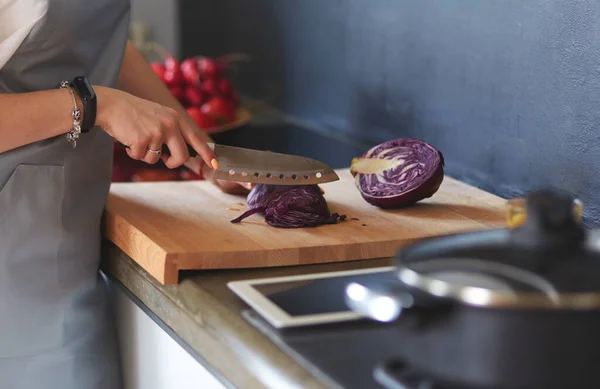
left=241, top=171, right=248, bottom=177
left=291, top=174, right=297, bottom=180
left=304, top=174, right=309, bottom=179
left=266, top=173, right=272, bottom=178
left=279, top=174, right=285, bottom=179
left=316, top=172, right=322, bottom=178
left=229, top=169, right=235, bottom=175
left=254, top=172, right=260, bottom=177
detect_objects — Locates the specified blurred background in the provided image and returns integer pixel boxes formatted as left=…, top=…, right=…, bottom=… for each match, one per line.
left=123, top=0, right=600, bottom=227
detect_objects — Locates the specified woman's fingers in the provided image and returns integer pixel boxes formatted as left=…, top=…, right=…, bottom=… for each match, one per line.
left=143, top=138, right=164, bottom=164
left=198, top=161, right=253, bottom=194
left=126, top=135, right=149, bottom=160
left=161, top=132, right=189, bottom=168
left=179, top=118, right=218, bottom=169
left=183, top=157, right=203, bottom=175
left=242, top=182, right=255, bottom=190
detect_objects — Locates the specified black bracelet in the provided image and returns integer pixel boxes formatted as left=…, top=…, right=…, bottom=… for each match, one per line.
left=70, top=76, right=97, bottom=133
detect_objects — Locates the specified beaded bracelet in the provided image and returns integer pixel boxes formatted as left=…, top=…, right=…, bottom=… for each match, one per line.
left=59, top=80, right=82, bottom=148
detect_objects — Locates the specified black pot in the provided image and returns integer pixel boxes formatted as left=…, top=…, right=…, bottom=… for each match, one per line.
left=345, top=190, right=600, bottom=389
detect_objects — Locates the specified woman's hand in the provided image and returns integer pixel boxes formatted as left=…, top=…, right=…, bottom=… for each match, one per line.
left=95, top=86, right=217, bottom=169
left=106, top=40, right=250, bottom=194
left=184, top=157, right=253, bottom=195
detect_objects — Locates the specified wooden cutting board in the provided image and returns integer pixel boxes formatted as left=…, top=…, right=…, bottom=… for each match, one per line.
left=103, top=169, right=508, bottom=284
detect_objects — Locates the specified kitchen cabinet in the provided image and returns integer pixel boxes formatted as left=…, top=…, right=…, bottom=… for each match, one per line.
left=112, top=285, right=226, bottom=389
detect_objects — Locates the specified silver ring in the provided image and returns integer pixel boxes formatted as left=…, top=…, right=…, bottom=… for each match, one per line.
left=147, top=148, right=162, bottom=155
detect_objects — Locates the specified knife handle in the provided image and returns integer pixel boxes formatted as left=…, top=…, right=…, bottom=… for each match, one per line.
left=116, top=142, right=198, bottom=157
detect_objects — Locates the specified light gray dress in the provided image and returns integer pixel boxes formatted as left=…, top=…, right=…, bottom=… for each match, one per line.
left=0, top=0, right=131, bottom=387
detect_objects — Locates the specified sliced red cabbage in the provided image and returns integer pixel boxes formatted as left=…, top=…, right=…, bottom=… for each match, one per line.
left=231, top=184, right=346, bottom=228
left=350, top=138, right=445, bottom=208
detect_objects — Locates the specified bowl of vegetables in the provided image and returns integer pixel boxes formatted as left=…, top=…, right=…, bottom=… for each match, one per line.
left=148, top=43, right=251, bottom=133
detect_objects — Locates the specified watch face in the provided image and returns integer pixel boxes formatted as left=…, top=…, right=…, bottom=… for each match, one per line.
left=73, top=76, right=95, bottom=100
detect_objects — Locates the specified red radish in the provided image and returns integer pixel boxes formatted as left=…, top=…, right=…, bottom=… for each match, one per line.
left=180, top=58, right=201, bottom=85
left=201, top=97, right=236, bottom=124
left=183, top=85, right=205, bottom=106
left=150, top=62, right=166, bottom=82
left=164, top=56, right=180, bottom=70
left=187, top=106, right=218, bottom=129
left=180, top=58, right=197, bottom=73
left=169, top=86, right=185, bottom=102
left=217, top=79, right=234, bottom=96
left=183, top=67, right=201, bottom=86
left=201, top=79, right=219, bottom=96
left=198, top=57, right=220, bottom=79
left=163, top=68, right=183, bottom=87
left=218, top=80, right=239, bottom=107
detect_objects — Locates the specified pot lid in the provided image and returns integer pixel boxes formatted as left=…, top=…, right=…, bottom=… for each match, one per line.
left=394, top=190, right=600, bottom=309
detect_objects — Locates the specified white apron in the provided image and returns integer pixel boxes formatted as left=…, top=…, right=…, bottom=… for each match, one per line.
left=0, top=0, right=131, bottom=387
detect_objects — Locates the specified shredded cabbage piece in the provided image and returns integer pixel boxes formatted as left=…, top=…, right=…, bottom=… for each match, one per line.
left=231, top=184, right=346, bottom=228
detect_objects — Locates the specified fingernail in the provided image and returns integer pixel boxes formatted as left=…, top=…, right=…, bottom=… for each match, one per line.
left=211, top=158, right=219, bottom=169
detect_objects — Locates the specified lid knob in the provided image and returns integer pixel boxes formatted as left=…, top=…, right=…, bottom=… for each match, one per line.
left=528, top=191, right=577, bottom=230
left=510, top=190, right=585, bottom=249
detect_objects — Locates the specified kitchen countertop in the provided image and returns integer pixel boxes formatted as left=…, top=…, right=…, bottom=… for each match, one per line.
left=102, top=242, right=392, bottom=389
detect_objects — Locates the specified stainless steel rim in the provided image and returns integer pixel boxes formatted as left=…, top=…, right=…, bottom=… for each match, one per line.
left=397, top=258, right=600, bottom=309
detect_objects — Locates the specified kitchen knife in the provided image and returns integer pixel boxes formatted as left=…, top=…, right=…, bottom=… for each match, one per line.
left=117, top=142, right=339, bottom=185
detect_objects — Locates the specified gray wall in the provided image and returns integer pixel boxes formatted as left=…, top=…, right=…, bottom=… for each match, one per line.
left=180, top=0, right=600, bottom=226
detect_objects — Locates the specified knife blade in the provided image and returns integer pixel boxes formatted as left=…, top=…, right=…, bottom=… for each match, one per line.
left=117, top=141, right=339, bottom=185
left=205, top=143, right=339, bottom=185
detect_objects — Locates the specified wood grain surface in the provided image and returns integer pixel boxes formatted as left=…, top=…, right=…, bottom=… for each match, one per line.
left=103, top=169, right=508, bottom=284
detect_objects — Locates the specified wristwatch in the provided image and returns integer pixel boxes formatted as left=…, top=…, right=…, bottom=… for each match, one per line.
left=70, top=76, right=97, bottom=133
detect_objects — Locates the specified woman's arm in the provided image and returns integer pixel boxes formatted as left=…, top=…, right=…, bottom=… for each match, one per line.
left=116, top=41, right=250, bottom=194
left=0, top=84, right=216, bottom=173
left=0, top=89, right=79, bottom=153
left=0, top=84, right=216, bottom=168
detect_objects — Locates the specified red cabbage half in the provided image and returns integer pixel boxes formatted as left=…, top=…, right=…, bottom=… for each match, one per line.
left=231, top=184, right=346, bottom=228
left=350, top=138, right=445, bottom=208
